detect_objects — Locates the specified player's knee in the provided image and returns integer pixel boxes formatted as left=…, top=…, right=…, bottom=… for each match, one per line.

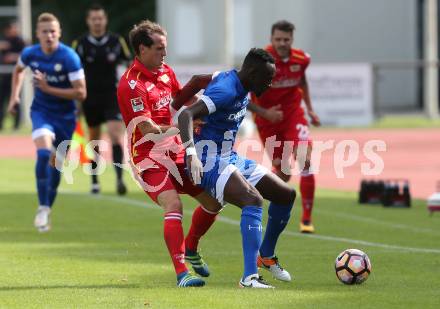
left=240, top=186, right=263, bottom=207
left=275, top=169, right=291, bottom=182
left=158, top=192, right=183, bottom=213
left=274, top=185, right=296, bottom=206
left=287, top=188, right=296, bottom=206
left=164, top=199, right=183, bottom=213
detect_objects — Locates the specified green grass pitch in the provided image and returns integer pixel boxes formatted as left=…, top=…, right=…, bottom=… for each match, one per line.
left=0, top=158, right=439, bottom=308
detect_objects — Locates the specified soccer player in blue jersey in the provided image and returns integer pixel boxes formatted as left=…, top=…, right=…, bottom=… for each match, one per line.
left=178, top=48, right=296, bottom=288
left=7, top=13, right=86, bottom=232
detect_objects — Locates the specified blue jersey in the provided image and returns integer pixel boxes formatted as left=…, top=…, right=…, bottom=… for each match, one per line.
left=19, top=43, right=84, bottom=116
left=195, top=70, right=248, bottom=155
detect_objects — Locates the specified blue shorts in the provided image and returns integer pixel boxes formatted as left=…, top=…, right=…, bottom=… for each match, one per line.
left=197, top=151, right=268, bottom=204
left=30, top=109, right=76, bottom=148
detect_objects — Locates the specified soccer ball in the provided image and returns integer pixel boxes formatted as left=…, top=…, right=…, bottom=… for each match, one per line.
left=335, top=249, right=371, bottom=285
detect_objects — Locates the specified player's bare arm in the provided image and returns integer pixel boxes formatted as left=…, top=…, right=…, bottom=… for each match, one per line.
left=33, top=70, right=87, bottom=101
left=248, top=101, right=283, bottom=123
left=178, top=100, right=210, bottom=184
left=7, top=64, right=26, bottom=114
left=136, top=118, right=179, bottom=143
left=171, top=74, right=213, bottom=110
left=300, top=74, right=320, bottom=127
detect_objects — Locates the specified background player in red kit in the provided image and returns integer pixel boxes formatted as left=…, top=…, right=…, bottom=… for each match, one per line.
left=117, top=20, right=221, bottom=287
left=251, top=20, right=321, bottom=233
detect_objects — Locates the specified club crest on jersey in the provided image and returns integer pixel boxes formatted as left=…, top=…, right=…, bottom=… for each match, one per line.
left=159, top=74, right=170, bottom=84
left=54, top=63, right=63, bottom=72
left=131, top=97, right=144, bottom=112
left=128, top=80, right=137, bottom=90
left=290, top=64, right=301, bottom=72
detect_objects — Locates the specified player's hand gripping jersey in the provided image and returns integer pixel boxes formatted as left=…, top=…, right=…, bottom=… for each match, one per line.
left=253, top=45, right=310, bottom=131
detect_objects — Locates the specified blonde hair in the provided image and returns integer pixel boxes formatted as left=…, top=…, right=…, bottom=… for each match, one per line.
left=37, top=12, right=60, bottom=25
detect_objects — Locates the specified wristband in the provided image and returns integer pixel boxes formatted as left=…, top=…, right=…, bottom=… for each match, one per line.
left=185, top=146, right=197, bottom=156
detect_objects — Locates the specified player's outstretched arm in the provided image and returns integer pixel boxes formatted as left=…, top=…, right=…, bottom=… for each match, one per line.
left=7, top=64, right=26, bottom=115
left=178, top=100, right=209, bottom=184
left=172, top=74, right=213, bottom=111
left=300, top=74, right=321, bottom=127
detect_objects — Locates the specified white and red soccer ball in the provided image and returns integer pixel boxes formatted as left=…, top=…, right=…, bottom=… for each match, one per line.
left=335, top=249, right=371, bottom=285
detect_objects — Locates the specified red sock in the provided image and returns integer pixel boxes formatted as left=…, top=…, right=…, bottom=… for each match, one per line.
left=164, top=212, right=187, bottom=275
left=300, top=173, right=315, bottom=223
left=185, top=205, right=218, bottom=252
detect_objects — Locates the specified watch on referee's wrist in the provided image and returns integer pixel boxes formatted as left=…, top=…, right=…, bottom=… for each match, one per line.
left=185, top=146, right=197, bottom=156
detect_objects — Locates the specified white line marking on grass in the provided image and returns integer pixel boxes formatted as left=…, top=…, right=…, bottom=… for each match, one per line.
left=63, top=192, right=440, bottom=254
left=315, top=209, right=440, bottom=236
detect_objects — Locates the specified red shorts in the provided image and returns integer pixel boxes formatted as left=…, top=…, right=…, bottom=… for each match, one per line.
left=139, top=162, right=203, bottom=204
left=257, top=115, right=312, bottom=166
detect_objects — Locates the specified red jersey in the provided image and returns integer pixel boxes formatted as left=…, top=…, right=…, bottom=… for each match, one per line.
left=117, top=58, right=183, bottom=171
left=253, top=45, right=310, bottom=130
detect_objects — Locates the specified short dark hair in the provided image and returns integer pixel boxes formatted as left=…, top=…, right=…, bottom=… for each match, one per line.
left=129, top=20, right=166, bottom=55
left=242, top=48, right=274, bottom=70
left=87, top=3, right=106, bottom=17
left=271, top=20, right=295, bottom=35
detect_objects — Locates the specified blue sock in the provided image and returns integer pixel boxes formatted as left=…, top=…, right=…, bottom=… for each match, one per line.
left=35, top=149, right=51, bottom=206
left=259, top=202, right=293, bottom=258
left=47, top=166, right=61, bottom=207
left=240, top=206, right=263, bottom=279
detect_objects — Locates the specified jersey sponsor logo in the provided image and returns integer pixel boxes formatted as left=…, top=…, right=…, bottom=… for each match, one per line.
left=271, top=78, right=301, bottom=88
left=159, top=74, right=170, bottom=84
left=227, top=107, right=247, bottom=121
left=128, top=79, right=137, bottom=90
left=131, top=97, right=144, bottom=112
left=46, top=74, right=67, bottom=83
left=146, top=83, right=155, bottom=92
left=54, top=63, right=63, bottom=72
left=290, top=64, right=301, bottom=72
left=153, top=93, right=172, bottom=110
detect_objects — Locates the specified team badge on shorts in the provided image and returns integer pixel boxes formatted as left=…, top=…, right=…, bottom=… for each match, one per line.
left=131, top=97, right=144, bottom=112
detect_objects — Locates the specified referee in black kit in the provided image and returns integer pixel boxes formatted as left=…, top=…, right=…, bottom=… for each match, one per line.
left=72, top=4, right=131, bottom=195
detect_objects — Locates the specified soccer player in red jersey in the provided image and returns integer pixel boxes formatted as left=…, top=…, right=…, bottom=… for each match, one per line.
left=117, top=20, right=221, bottom=287
left=250, top=20, right=321, bottom=234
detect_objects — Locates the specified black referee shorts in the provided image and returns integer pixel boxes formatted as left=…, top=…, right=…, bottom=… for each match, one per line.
left=82, top=91, right=123, bottom=127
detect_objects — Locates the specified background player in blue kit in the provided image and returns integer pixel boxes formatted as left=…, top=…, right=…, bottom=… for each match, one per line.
left=7, top=13, right=86, bottom=232
left=178, top=48, right=296, bottom=288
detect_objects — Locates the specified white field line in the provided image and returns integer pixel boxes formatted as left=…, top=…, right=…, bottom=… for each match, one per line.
left=315, top=209, right=440, bottom=236
left=63, top=191, right=440, bottom=254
